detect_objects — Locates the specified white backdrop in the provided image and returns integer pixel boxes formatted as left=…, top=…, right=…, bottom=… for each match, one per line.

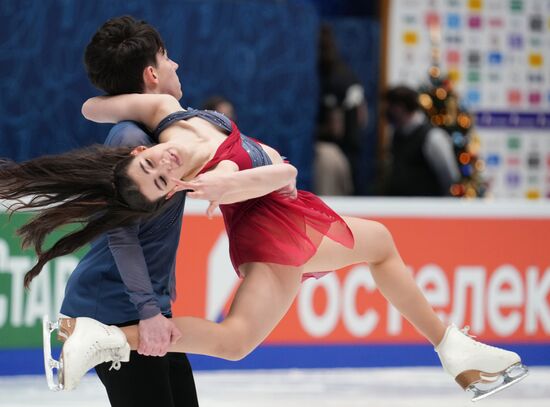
left=387, top=0, right=550, bottom=199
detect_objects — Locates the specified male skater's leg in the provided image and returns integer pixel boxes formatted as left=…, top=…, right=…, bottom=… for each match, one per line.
left=96, top=351, right=198, bottom=407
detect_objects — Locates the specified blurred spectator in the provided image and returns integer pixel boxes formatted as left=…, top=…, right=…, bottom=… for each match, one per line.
left=314, top=140, right=354, bottom=195
left=202, top=95, right=237, bottom=121
left=383, top=85, right=460, bottom=196
left=313, top=23, right=368, bottom=196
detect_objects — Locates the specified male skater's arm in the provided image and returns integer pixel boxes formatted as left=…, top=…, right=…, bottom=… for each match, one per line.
left=105, top=121, right=181, bottom=356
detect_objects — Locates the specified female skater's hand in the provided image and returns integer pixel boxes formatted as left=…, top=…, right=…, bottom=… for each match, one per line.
left=167, top=173, right=228, bottom=219
left=168, top=173, right=228, bottom=202
left=276, top=178, right=297, bottom=199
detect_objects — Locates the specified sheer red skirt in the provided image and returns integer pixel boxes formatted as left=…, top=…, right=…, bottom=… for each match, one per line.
left=220, top=190, right=354, bottom=279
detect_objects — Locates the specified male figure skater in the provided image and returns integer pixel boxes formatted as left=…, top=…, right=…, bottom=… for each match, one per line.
left=59, top=16, right=198, bottom=406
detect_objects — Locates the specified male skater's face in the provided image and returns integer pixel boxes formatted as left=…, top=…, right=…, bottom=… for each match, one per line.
left=154, top=49, right=183, bottom=100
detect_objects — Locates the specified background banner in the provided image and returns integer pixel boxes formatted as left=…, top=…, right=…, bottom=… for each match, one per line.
left=387, top=0, right=550, bottom=199
left=1, top=198, right=549, bottom=373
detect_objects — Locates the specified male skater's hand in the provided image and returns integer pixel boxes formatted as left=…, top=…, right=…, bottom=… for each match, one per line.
left=138, top=314, right=182, bottom=356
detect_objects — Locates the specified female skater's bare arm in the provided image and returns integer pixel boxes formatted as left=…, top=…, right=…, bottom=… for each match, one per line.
left=84, top=94, right=297, bottom=205
left=171, top=160, right=297, bottom=205
left=82, top=94, right=181, bottom=131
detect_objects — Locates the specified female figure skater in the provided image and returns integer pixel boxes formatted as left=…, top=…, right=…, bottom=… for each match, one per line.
left=2, top=94, right=527, bottom=400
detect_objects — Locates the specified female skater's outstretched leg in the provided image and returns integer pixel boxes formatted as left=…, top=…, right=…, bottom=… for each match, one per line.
left=302, top=216, right=527, bottom=400
left=302, top=216, right=446, bottom=345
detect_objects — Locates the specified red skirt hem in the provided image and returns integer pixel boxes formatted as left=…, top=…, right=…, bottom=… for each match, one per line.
left=221, top=190, right=354, bottom=278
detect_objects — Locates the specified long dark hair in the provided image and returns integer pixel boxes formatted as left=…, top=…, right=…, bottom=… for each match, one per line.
left=0, top=145, right=167, bottom=288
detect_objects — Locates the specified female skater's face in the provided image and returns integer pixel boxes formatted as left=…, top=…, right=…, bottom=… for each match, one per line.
left=126, top=144, right=186, bottom=201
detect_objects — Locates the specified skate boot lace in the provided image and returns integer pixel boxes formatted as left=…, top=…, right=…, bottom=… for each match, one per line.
left=460, top=325, right=477, bottom=338
left=107, top=351, right=123, bottom=371
left=86, top=342, right=124, bottom=371
left=459, top=325, right=496, bottom=350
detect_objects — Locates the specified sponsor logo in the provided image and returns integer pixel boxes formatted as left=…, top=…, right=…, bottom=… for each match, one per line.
left=468, top=71, right=480, bottom=83
left=447, top=50, right=460, bottom=64
left=447, top=13, right=461, bottom=29
left=508, top=34, right=523, bottom=49
left=448, top=69, right=461, bottom=82
left=425, top=12, right=439, bottom=27
left=506, top=172, right=521, bottom=186
left=469, top=15, right=482, bottom=29
left=510, top=0, right=523, bottom=12
left=530, top=15, right=543, bottom=31
left=528, top=73, right=544, bottom=83
left=486, top=153, right=501, bottom=167
left=402, top=31, right=418, bottom=45
left=529, top=53, right=543, bottom=67
left=529, top=92, right=541, bottom=105
left=508, top=90, right=522, bottom=105
left=488, top=51, right=503, bottom=65
left=508, top=137, right=521, bottom=150
left=468, top=50, right=481, bottom=65
left=466, top=89, right=481, bottom=104
left=488, top=17, right=504, bottom=27
left=445, top=34, right=462, bottom=44
left=468, top=0, right=482, bottom=11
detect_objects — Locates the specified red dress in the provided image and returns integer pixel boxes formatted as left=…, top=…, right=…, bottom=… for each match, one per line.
left=198, top=122, right=355, bottom=279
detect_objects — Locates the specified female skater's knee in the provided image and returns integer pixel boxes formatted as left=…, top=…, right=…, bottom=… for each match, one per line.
left=217, top=338, right=254, bottom=361
left=214, top=321, right=257, bottom=361
left=368, top=221, right=397, bottom=264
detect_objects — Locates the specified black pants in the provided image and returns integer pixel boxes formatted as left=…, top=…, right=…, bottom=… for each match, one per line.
left=96, top=351, right=199, bottom=407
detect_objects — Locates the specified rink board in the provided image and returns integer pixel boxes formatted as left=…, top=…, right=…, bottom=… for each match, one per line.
left=0, top=198, right=549, bottom=374
left=1, top=342, right=548, bottom=376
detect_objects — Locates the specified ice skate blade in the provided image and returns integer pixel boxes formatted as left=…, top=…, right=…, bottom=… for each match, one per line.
left=467, top=363, right=529, bottom=402
left=42, top=315, right=64, bottom=391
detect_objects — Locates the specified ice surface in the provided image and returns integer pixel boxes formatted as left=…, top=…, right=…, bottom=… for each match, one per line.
left=1, top=367, right=549, bottom=407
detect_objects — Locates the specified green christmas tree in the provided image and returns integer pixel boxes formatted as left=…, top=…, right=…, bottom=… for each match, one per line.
left=418, top=16, right=487, bottom=198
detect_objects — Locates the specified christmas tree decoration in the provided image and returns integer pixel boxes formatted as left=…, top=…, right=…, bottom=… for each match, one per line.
left=417, top=11, right=488, bottom=197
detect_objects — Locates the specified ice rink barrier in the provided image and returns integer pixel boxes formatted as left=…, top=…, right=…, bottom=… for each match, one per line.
left=1, top=198, right=549, bottom=374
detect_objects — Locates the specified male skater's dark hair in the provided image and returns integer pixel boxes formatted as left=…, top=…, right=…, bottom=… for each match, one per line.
left=0, top=145, right=167, bottom=288
left=84, top=15, right=165, bottom=95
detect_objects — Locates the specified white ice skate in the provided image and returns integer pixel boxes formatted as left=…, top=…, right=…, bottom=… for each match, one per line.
left=435, top=324, right=528, bottom=402
left=42, top=315, right=130, bottom=391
